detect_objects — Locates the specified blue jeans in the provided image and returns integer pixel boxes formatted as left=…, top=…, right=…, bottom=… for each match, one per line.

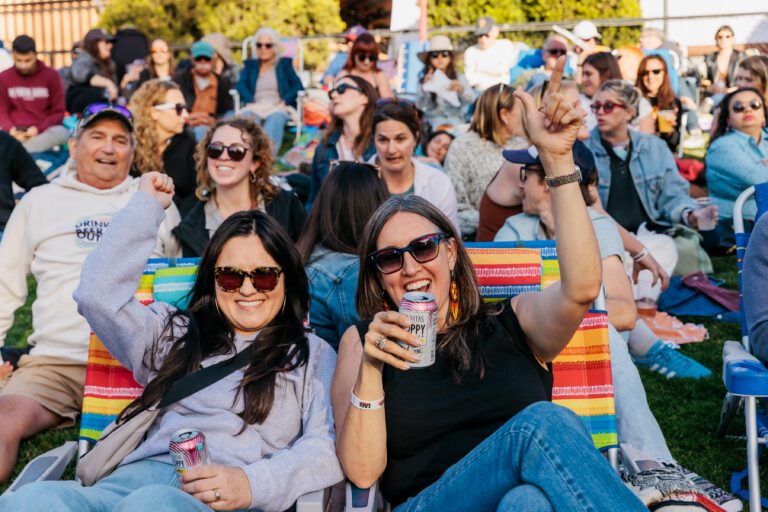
left=261, top=111, right=290, bottom=156
left=393, top=402, right=645, bottom=512
left=0, top=460, right=249, bottom=512
left=611, top=326, right=672, bottom=461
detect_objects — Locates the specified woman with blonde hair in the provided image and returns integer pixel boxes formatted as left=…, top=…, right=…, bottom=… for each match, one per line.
left=444, top=83, right=527, bottom=236
left=172, top=117, right=306, bottom=256
left=129, top=79, right=197, bottom=215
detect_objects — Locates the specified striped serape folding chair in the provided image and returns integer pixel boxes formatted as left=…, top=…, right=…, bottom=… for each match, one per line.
left=345, top=240, right=618, bottom=512
left=466, top=240, right=619, bottom=457
left=77, top=258, right=199, bottom=458
left=717, top=183, right=768, bottom=512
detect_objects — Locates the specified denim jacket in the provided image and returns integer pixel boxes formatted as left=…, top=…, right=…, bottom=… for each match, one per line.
left=306, top=246, right=360, bottom=350
left=235, top=57, right=304, bottom=107
left=586, top=128, right=696, bottom=227
left=705, top=128, right=768, bottom=220
left=307, top=128, right=376, bottom=210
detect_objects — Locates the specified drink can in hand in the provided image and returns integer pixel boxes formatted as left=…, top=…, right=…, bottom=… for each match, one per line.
left=398, top=292, right=438, bottom=368
left=170, top=428, right=211, bottom=475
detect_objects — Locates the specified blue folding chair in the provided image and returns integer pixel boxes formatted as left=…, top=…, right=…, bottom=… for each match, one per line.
left=719, top=183, right=768, bottom=512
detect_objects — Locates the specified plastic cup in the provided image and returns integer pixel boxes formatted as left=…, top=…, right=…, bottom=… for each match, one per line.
left=694, top=197, right=717, bottom=231
left=657, top=109, right=675, bottom=134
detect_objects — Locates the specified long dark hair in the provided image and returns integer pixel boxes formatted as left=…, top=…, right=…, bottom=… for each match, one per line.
left=344, top=32, right=378, bottom=72
left=324, top=75, right=379, bottom=158
left=356, top=196, right=497, bottom=382
left=710, top=87, right=768, bottom=145
left=583, top=52, right=621, bottom=84
left=118, top=211, right=310, bottom=426
left=636, top=55, right=675, bottom=110
left=420, top=53, right=457, bottom=82
left=298, top=162, right=388, bottom=261
left=84, top=37, right=114, bottom=77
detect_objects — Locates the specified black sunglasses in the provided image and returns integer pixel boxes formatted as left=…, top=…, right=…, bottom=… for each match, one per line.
left=328, top=83, right=363, bottom=100
left=545, top=48, right=567, bottom=56
left=642, top=69, right=664, bottom=76
left=154, top=102, right=187, bottom=116
left=194, top=56, right=212, bottom=62
left=214, top=266, right=283, bottom=293
left=519, top=164, right=545, bottom=183
left=255, top=43, right=274, bottom=49
left=369, top=233, right=448, bottom=274
left=731, top=99, right=763, bottom=113
left=375, top=97, right=417, bottom=110
left=356, top=53, right=377, bottom=63
left=206, top=142, right=250, bottom=162
left=429, top=50, right=451, bottom=59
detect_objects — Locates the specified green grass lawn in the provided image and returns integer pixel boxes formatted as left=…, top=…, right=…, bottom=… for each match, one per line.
left=2, top=260, right=767, bottom=504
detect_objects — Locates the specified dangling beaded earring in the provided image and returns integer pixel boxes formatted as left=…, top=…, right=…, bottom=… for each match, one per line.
left=450, top=271, right=459, bottom=321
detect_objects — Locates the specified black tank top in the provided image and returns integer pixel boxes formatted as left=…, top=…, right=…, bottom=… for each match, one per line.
left=355, top=302, right=553, bottom=506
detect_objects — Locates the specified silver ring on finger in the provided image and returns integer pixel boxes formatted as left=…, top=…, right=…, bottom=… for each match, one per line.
left=375, top=335, right=388, bottom=351
left=213, top=488, right=221, bottom=501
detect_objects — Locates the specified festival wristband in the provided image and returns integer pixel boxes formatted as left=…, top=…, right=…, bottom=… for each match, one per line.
left=351, top=391, right=385, bottom=411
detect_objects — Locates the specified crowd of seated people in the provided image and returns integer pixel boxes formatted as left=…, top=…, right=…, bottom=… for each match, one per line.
left=0, top=17, right=767, bottom=511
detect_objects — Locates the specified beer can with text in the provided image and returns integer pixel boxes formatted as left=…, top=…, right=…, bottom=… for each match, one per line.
left=170, top=428, right=211, bottom=475
left=398, top=292, right=438, bottom=368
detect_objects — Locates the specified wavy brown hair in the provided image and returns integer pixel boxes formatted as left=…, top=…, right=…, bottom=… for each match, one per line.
left=636, top=55, right=675, bottom=110
left=128, top=79, right=181, bottom=174
left=469, top=83, right=515, bottom=146
left=344, top=32, right=378, bottom=72
left=356, top=196, right=497, bottom=382
left=195, top=117, right=277, bottom=206
left=147, top=38, right=176, bottom=79
left=325, top=75, right=379, bottom=158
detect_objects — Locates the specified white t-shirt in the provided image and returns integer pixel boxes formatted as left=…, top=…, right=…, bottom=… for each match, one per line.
left=463, top=39, right=519, bottom=91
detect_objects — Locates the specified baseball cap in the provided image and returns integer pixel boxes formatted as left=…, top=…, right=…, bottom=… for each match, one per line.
left=573, top=21, right=601, bottom=41
left=476, top=16, right=496, bottom=36
left=344, top=25, right=366, bottom=42
left=190, top=41, right=215, bottom=60
left=83, top=28, right=115, bottom=47
left=77, top=103, right=133, bottom=133
left=502, top=140, right=596, bottom=183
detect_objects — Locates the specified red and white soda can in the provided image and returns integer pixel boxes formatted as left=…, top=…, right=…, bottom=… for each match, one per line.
left=398, top=292, right=438, bottom=368
left=169, top=428, right=211, bottom=475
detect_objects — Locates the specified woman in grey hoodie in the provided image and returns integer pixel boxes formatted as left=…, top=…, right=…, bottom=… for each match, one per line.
left=1, top=172, right=342, bottom=511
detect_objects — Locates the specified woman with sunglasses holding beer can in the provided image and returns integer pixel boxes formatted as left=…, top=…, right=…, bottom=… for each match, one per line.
left=129, top=79, right=198, bottom=216
left=173, top=117, right=305, bottom=257
left=706, top=87, right=768, bottom=244
left=338, top=32, right=393, bottom=99
left=332, top=59, right=646, bottom=511
left=0, top=172, right=344, bottom=511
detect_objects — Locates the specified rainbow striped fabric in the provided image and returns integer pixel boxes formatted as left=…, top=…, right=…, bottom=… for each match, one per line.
left=466, top=241, right=618, bottom=451
left=79, top=258, right=200, bottom=445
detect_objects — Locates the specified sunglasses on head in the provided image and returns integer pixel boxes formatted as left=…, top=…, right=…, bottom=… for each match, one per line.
left=642, top=68, right=664, bottom=76
left=519, top=164, right=544, bottom=183
left=356, top=53, right=377, bottom=63
left=82, top=102, right=133, bottom=121
left=214, top=266, right=283, bottom=293
left=206, top=142, right=250, bottom=162
left=328, top=82, right=363, bottom=99
left=731, top=99, right=763, bottom=113
left=255, top=42, right=274, bottom=49
left=375, top=97, right=417, bottom=110
left=153, top=102, right=187, bottom=115
left=369, top=233, right=448, bottom=274
left=429, top=50, right=451, bottom=59
left=590, top=101, right=626, bottom=114
left=545, top=48, right=567, bottom=56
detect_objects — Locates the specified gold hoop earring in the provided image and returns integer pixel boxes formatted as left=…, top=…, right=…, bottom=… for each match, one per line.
left=450, top=271, right=459, bottom=321
left=249, top=172, right=257, bottom=183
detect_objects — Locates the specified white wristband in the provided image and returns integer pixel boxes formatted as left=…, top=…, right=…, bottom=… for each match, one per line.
left=350, top=391, right=384, bottom=411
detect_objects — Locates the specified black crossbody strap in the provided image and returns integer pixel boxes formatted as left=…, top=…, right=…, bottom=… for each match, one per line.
left=158, top=343, right=255, bottom=408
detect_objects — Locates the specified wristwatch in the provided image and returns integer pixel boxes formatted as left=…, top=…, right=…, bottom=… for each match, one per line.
left=545, top=167, right=582, bottom=188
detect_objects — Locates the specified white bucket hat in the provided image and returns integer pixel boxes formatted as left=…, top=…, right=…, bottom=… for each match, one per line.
left=417, top=35, right=455, bottom=63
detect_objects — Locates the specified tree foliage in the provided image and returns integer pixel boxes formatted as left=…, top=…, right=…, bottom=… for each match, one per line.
left=99, top=0, right=344, bottom=67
